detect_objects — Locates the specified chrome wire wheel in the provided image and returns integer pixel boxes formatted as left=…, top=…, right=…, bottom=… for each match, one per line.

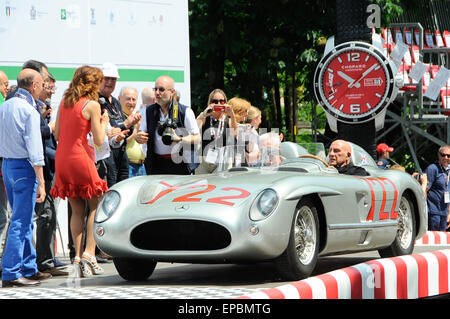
left=294, top=205, right=318, bottom=265
left=378, top=193, right=416, bottom=258
left=397, top=196, right=414, bottom=250
left=275, top=198, right=320, bottom=280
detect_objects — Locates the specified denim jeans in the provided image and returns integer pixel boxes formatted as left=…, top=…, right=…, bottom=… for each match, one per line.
left=129, top=163, right=146, bottom=177
left=1, top=158, right=39, bottom=280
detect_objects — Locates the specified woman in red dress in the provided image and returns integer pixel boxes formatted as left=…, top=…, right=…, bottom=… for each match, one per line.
left=50, top=66, right=109, bottom=277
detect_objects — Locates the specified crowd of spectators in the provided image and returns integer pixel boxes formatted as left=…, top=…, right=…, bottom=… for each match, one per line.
left=0, top=60, right=283, bottom=288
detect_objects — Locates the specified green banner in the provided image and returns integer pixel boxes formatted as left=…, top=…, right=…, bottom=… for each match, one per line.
left=0, top=66, right=184, bottom=83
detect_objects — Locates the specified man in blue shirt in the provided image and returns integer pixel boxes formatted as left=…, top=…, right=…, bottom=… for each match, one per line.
left=425, top=145, right=450, bottom=231
left=0, top=68, right=47, bottom=287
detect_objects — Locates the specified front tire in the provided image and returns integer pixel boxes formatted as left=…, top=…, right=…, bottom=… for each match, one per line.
left=378, top=193, right=416, bottom=258
left=275, top=198, right=320, bottom=281
left=113, top=257, right=157, bottom=281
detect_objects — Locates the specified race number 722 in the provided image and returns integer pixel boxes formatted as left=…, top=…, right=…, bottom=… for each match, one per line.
left=359, top=177, right=398, bottom=221
left=145, top=182, right=250, bottom=206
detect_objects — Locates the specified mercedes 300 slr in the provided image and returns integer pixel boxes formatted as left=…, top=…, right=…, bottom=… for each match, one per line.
left=94, top=142, right=427, bottom=281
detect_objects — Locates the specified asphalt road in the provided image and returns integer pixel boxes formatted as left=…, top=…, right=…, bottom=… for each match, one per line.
left=36, top=245, right=446, bottom=290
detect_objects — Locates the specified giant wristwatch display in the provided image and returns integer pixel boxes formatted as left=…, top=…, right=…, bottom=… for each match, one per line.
left=314, top=0, right=402, bottom=155
left=314, top=40, right=400, bottom=133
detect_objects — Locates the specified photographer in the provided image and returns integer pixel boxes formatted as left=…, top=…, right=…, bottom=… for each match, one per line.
left=195, top=89, right=237, bottom=174
left=135, top=75, right=200, bottom=175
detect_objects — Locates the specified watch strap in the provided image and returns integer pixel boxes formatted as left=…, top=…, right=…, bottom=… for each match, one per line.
left=337, top=121, right=376, bottom=158
left=334, top=0, right=376, bottom=157
left=335, top=0, right=372, bottom=45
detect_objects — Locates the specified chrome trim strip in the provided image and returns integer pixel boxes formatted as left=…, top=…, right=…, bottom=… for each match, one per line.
left=328, top=221, right=397, bottom=230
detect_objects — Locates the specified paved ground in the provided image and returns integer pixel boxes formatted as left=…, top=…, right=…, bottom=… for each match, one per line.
left=0, top=246, right=448, bottom=299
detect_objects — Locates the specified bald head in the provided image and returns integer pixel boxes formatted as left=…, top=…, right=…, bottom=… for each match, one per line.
left=17, top=68, right=44, bottom=100
left=141, top=87, right=156, bottom=105
left=154, top=75, right=175, bottom=108
left=0, top=70, right=8, bottom=98
left=328, top=139, right=352, bottom=167
left=156, top=76, right=174, bottom=90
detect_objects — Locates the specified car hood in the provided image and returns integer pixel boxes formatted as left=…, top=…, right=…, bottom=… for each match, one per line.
left=136, top=169, right=291, bottom=207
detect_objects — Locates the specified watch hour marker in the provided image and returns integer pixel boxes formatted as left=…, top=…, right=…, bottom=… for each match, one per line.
left=366, top=103, right=372, bottom=109
left=339, top=104, right=344, bottom=110
left=375, top=93, right=382, bottom=98
left=337, top=57, right=343, bottom=63
left=328, top=68, right=334, bottom=73
left=365, top=55, right=370, bottom=62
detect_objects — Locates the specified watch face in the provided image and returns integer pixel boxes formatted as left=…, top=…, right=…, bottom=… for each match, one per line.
left=314, top=42, right=395, bottom=123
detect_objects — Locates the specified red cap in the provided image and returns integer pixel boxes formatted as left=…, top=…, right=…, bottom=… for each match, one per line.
left=377, top=143, right=394, bottom=154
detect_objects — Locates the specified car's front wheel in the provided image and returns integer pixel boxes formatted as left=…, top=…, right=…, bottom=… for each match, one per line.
left=113, top=257, right=157, bottom=281
left=275, top=198, right=320, bottom=281
left=378, top=193, right=416, bottom=258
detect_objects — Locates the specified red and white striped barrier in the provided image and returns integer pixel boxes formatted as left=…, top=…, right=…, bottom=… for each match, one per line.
left=237, top=249, right=450, bottom=299
left=415, top=231, right=450, bottom=246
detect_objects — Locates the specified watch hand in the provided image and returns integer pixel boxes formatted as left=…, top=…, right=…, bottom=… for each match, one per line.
left=349, top=63, right=378, bottom=88
left=337, top=71, right=360, bottom=88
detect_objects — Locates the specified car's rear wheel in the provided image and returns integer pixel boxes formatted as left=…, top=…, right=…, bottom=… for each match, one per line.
left=113, top=257, right=157, bottom=281
left=378, top=193, right=416, bottom=258
left=275, top=198, right=320, bottom=281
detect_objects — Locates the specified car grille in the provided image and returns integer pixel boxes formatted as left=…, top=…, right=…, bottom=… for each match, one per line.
left=130, top=219, right=232, bottom=251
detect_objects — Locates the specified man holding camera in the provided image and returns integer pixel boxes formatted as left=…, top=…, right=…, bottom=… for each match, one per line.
left=136, top=75, right=200, bottom=175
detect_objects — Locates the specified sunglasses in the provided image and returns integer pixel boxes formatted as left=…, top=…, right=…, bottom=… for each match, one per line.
left=211, top=99, right=226, bottom=104
left=440, top=152, right=450, bottom=158
left=153, top=87, right=171, bottom=93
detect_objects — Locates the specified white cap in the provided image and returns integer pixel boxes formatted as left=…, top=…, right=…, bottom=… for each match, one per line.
left=101, top=62, right=120, bottom=78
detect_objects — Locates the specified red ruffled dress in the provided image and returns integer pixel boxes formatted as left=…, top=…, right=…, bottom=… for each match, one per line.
left=50, top=98, right=108, bottom=199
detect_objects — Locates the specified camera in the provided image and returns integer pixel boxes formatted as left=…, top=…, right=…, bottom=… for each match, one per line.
left=213, top=104, right=225, bottom=112
left=414, top=173, right=422, bottom=183
left=157, top=118, right=178, bottom=145
left=44, top=98, right=52, bottom=120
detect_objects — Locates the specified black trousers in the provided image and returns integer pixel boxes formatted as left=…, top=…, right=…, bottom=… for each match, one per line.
left=35, top=179, right=56, bottom=271
left=0, top=158, right=11, bottom=262
left=150, top=156, right=191, bottom=175
left=105, top=147, right=129, bottom=187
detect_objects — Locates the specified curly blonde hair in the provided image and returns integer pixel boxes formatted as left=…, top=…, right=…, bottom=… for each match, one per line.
left=63, top=66, right=103, bottom=107
left=228, top=97, right=251, bottom=122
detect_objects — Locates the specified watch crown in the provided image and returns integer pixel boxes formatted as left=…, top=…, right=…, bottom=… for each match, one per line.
left=394, top=74, right=404, bottom=88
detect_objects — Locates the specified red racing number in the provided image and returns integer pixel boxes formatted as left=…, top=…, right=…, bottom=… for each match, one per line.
left=145, top=182, right=250, bottom=206
left=359, top=177, right=398, bottom=221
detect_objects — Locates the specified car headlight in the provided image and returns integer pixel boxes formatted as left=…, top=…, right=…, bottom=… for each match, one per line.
left=249, top=189, right=279, bottom=221
left=95, top=190, right=121, bottom=223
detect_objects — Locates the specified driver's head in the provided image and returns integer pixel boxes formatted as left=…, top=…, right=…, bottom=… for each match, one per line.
left=328, top=139, right=352, bottom=168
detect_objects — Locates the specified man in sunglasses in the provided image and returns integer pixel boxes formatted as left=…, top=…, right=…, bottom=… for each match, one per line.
left=136, top=75, right=200, bottom=175
left=424, top=145, right=450, bottom=231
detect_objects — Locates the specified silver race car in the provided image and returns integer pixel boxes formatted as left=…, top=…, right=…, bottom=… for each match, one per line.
left=94, top=142, right=427, bottom=281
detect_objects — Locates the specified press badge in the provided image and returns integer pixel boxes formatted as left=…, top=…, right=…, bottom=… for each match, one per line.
left=445, top=191, right=450, bottom=203
left=205, top=148, right=219, bottom=164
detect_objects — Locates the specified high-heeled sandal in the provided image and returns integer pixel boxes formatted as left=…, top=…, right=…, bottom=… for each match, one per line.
left=74, top=256, right=92, bottom=277
left=81, top=252, right=104, bottom=275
